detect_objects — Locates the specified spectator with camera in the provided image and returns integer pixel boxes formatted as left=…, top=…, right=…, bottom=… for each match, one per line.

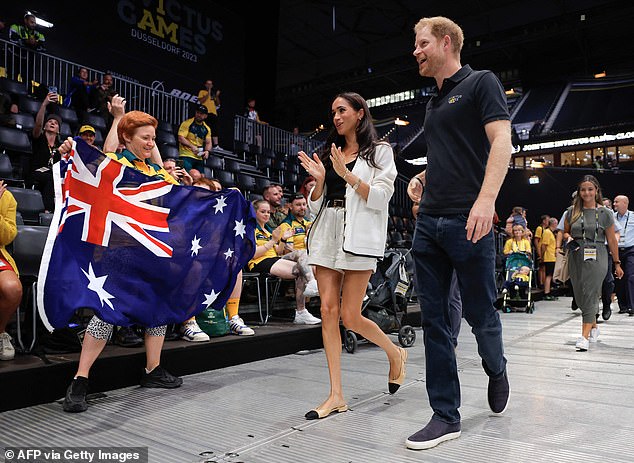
left=562, top=175, right=622, bottom=351
left=162, top=158, right=193, bottom=186
left=31, top=91, right=62, bottom=212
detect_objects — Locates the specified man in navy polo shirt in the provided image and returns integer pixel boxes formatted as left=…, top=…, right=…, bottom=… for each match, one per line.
left=406, top=16, right=513, bottom=450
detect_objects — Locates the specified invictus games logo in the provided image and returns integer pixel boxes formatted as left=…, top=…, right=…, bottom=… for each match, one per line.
left=447, top=95, right=462, bottom=104
left=117, top=0, right=223, bottom=62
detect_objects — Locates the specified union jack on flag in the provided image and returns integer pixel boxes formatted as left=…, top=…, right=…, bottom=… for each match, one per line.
left=38, top=139, right=256, bottom=330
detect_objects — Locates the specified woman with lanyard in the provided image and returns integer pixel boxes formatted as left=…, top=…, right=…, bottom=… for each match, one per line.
left=31, top=91, right=62, bottom=212
left=503, top=224, right=532, bottom=256
left=298, top=92, right=404, bottom=420
left=563, top=175, right=622, bottom=351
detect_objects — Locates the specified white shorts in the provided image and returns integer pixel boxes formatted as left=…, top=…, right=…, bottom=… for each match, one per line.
left=307, top=206, right=377, bottom=273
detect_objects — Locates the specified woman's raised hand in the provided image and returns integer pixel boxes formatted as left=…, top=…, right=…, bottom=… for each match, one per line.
left=298, top=150, right=325, bottom=183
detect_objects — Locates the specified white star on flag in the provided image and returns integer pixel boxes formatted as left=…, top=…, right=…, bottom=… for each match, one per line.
left=190, top=235, right=202, bottom=256
left=202, top=289, right=219, bottom=307
left=224, top=248, right=234, bottom=260
left=234, top=219, right=246, bottom=238
left=81, top=263, right=115, bottom=310
left=213, top=195, right=227, bottom=214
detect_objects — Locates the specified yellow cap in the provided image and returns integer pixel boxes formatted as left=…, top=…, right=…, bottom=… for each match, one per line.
left=79, top=125, right=95, bottom=134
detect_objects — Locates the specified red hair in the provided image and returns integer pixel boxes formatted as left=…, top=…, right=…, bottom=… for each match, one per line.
left=299, top=175, right=316, bottom=197
left=117, top=111, right=158, bottom=144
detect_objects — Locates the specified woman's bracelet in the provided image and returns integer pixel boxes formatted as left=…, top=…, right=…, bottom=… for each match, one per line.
left=343, top=169, right=351, bottom=182
left=614, top=260, right=621, bottom=265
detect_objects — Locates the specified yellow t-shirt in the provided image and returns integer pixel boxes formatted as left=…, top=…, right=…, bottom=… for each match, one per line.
left=197, top=90, right=218, bottom=116
left=503, top=238, right=531, bottom=255
left=106, top=150, right=179, bottom=185
left=534, top=225, right=543, bottom=241
left=248, top=225, right=278, bottom=270
left=177, top=117, right=212, bottom=160
left=278, top=215, right=312, bottom=251
left=541, top=228, right=556, bottom=263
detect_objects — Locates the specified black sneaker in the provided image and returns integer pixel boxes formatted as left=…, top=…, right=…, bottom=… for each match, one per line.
left=140, top=365, right=182, bottom=388
left=114, top=326, right=144, bottom=348
left=488, top=370, right=510, bottom=415
left=602, top=305, right=612, bottom=321
left=406, top=418, right=461, bottom=450
left=62, top=376, right=89, bottom=413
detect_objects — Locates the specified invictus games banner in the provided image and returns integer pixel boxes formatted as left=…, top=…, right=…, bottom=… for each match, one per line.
left=3, top=1, right=245, bottom=133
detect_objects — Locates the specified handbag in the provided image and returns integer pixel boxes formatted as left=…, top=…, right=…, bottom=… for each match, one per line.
left=553, top=250, right=569, bottom=283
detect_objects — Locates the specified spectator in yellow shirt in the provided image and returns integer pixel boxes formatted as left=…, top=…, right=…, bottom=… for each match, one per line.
left=197, top=79, right=221, bottom=149
left=540, top=217, right=559, bottom=300
left=503, top=225, right=532, bottom=255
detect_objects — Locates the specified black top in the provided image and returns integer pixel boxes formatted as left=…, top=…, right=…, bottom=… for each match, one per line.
left=420, top=65, right=510, bottom=215
left=325, top=158, right=357, bottom=202
left=29, top=133, right=60, bottom=180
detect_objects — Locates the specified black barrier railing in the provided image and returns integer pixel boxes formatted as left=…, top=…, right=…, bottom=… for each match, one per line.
left=0, top=38, right=189, bottom=125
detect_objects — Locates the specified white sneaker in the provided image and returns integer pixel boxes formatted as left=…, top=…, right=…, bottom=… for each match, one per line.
left=303, top=279, right=319, bottom=297
left=0, top=332, right=15, bottom=360
left=180, top=320, right=210, bottom=342
left=589, top=327, right=599, bottom=343
left=294, top=309, right=321, bottom=325
left=575, top=336, right=589, bottom=351
left=229, top=316, right=255, bottom=336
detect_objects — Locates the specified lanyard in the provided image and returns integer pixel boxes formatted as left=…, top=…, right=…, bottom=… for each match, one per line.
left=512, top=240, right=526, bottom=252
left=581, top=209, right=600, bottom=243
left=619, top=211, right=629, bottom=240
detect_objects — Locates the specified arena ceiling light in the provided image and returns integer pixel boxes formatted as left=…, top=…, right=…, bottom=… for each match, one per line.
left=26, top=11, right=54, bottom=28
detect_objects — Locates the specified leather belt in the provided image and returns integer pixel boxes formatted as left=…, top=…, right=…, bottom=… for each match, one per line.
left=326, top=199, right=345, bottom=208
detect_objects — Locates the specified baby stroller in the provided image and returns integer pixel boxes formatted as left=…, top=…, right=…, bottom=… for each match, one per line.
left=501, top=252, right=535, bottom=313
left=343, top=249, right=416, bottom=353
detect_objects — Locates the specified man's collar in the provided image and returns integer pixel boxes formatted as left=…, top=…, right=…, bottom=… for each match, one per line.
left=447, top=64, right=472, bottom=84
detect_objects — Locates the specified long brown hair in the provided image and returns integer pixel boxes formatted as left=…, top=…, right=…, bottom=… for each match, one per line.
left=569, top=175, right=604, bottom=224
left=320, top=92, right=383, bottom=169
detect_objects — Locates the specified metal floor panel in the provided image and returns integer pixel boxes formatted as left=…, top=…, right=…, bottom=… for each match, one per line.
left=2, top=296, right=634, bottom=462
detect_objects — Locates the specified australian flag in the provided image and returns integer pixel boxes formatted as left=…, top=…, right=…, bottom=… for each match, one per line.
left=37, top=138, right=256, bottom=331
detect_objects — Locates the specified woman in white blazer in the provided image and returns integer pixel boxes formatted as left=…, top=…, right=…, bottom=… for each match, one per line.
left=298, top=92, right=407, bottom=420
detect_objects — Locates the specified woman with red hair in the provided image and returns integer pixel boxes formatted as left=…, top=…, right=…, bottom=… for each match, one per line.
left=62, top=96, right=182, bottom=414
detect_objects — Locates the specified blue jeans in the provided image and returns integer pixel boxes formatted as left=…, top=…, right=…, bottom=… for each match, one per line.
left=412, top=213, right=507, bottom=424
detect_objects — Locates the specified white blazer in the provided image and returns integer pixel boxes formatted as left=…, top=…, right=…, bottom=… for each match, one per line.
left=307, top=143, right=397, bottom=258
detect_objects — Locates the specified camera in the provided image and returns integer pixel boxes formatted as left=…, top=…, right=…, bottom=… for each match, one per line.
left=49, top=85, right=58, bottom=94
left=175, top=159, right=185, bottom=169
left=566, top=240, right=581, bottom=252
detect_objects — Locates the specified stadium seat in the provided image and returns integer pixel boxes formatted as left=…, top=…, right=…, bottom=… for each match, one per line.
left=0, top=152, right=14, bottom=178
left=18, top=95, right=41, bottom=115
left=203, top=166, right=213, bottom=179
left=157, top=120, right=174, bottom=133
left=241, top=271, right=282, bottom=325
left=12, top=225, right=50, bottom=352
left=7, top=187, right=45, bottom=224
left=156, top=130, right=177, bottom=146
left=13, top=113, right=35, bottom=132
left=224, top=158, right=241, bottom=174
left=0, top=126, right=32, bottom=154
left=236, top=173, right=256, bottom=193
left=84, top=113, right=107, bottom=132
left=0, top=78, right=28, bottom=97
left=205, top=156, right=224, bottom=175
left=160, top=144, right=179, bottom=160
left=54, top=107, right=79, bottom=128
left=215, top=170, right=235, bottom=187
left=254, top=176, right=270, bottom=194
